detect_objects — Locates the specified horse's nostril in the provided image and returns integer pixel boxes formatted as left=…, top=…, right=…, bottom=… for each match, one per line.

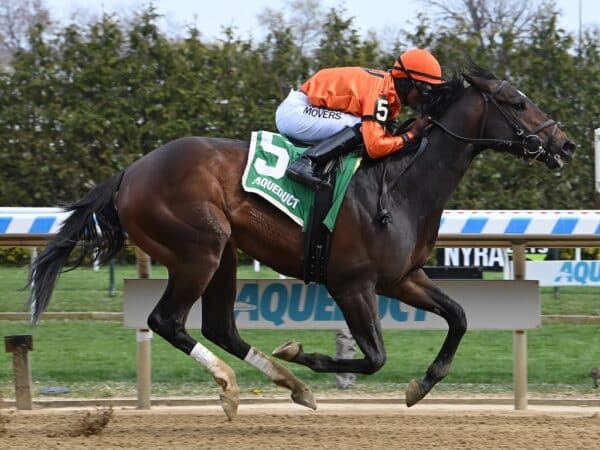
left=562, top=140, right=576, bottom=153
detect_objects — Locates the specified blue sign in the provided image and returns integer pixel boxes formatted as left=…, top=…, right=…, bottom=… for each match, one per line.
left=234, top=282, right=426, bottom=327
left=527, top=260, right=600, bottom=286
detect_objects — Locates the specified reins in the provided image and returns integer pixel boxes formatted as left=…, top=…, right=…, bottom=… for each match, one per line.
left=376, top=137, right=429, bottom=225
left=430, top=83, right=558, bottom=163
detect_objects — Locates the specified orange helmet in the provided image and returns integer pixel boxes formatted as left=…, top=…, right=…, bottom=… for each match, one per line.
left=391, top=48, right=444, bottom=84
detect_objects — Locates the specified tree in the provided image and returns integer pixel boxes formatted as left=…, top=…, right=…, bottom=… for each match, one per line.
left=420, top=0, right=548, bottom=68
left=313, top=8, right=380, bottom=69
left=0, top=3, right=597, bottom=210
left=0, top=0, right=50, bottom=67
left=258, top=0, right=326, bottom=57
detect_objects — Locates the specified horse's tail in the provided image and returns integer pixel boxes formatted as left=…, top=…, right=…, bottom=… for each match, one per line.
left=28, top=170, right=127, bottom=324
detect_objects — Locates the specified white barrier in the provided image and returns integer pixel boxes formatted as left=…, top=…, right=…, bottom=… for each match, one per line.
left=0, top=207, right=68, bottom=245
left=124, top=278, right=540, bottom=330
left=437, top=210, right=600, bottom=247
left=2, top=208, right=600, bottom=246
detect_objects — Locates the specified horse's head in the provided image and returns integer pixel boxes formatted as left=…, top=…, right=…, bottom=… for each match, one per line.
left=462, top=69, right=576, bottom=169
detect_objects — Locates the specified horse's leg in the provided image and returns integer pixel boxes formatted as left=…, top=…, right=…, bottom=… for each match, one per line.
left=273, top=286, right=387, bottom=375
left=201, top=240, right=316, bottom=410
left=382, top=268, right=467, bottom=407
left=140, top=206, right=241, bottom=420
left=147, top=268, right=240, bottom=419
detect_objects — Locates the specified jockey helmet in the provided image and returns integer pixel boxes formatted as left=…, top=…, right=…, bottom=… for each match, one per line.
left=391, top=48, right=444, bottom=85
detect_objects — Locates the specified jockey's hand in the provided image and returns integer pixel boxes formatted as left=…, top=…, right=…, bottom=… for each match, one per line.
left=394, top=117, right=417, bottom=135
left=408, top=115, right=433, bottom=138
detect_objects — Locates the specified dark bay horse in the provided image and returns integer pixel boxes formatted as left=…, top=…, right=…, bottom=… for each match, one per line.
left=28, top=63, right=575, bottom=420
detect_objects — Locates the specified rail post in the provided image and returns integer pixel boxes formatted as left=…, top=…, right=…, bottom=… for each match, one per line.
left=135, top=248, right=153, bottom=409
left=136, top=329, right=153, bottom=409
left=108, top=259, right=117, bottom=296
left=136, top=247, right=152, bottom=279
left=511, top=243, right=528, bottom=410
left=4, top=335, right=33, bottom=410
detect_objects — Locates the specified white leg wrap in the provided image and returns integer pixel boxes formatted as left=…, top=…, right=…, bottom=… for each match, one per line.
left=244, top=347, right=281, bottom=379
left=191, top=342, right=233, bottom=385
left=190, top=342, right=217, bottom=368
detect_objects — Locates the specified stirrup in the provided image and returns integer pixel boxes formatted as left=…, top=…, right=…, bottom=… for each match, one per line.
left=286, top=157, right=331, bottom=190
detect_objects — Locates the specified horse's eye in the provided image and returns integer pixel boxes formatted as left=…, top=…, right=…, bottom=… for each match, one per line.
left=514, top=101, right=526, bottom=111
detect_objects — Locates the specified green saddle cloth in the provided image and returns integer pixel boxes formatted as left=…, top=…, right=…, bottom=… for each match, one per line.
left=242, top=131, right=361, bottom=231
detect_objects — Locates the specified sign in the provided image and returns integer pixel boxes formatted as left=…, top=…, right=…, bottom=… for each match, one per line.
left=443, top=247, right=507, bottom=268
left=124, top=279, right=540, bottom=330
left=526, top=260, right=600, bottom=286
left=442, top=247, right=547, bottom=269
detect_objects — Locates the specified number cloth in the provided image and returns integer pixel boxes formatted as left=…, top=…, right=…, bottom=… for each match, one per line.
left=242, top=131, right=361, bottom=231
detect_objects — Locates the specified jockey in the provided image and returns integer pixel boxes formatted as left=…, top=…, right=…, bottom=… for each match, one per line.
left=276, top=48, right=445, bottom=190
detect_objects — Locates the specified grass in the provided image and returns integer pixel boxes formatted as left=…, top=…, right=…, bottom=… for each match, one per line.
left=538, top=286, right=600, bottom=315
left=0, top=321, right=597, bottom=398
left=0, top=263, right=598, bottom=398
left=0, top=263, right=281, bottom=313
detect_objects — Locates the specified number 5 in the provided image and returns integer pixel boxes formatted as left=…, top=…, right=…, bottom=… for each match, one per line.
left=255, top=131, right=289, bottom=179
left=375, top=98, right=389, bottom=122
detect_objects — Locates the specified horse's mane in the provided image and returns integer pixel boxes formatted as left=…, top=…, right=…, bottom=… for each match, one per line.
left=463, top=57, right=497, bottom=80
left=422, top=59, right=497, bottom=119
left=375, top=59, right=497, bottom=170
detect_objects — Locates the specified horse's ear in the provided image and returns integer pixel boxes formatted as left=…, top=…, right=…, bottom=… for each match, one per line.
left=462, top=73, right=494, bottom=93
left=462, top=73, right=475, bottom=85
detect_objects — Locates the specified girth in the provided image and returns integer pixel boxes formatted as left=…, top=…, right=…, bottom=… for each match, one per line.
left=302, top=169, right=336, bottom=284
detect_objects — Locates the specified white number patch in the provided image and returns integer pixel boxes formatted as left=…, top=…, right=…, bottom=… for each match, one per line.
left=375, top=98, right=389, bottom=122
left=254, top=132, right=290, bottom=179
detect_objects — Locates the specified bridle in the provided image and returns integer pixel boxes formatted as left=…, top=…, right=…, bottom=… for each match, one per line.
left=430, top=80, right=560, bottom=163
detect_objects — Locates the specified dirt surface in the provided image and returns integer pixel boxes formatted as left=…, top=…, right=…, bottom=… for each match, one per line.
left=1, top=403, right=599, bottom=450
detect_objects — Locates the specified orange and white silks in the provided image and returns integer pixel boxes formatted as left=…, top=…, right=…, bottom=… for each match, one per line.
left=299, top=67, right=413, bottom=158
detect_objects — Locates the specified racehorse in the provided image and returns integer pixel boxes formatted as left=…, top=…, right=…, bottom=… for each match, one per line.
left=28, top=61, right=575, bottom=420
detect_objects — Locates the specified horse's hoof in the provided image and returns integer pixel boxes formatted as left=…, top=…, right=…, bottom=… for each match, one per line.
left=291, top=386, right=317, bottom=410
left=272, top=340, right=302, bottom=361
left=219, top=390, right=240, bottom=421
left=405, top=379, right=425, bottom=407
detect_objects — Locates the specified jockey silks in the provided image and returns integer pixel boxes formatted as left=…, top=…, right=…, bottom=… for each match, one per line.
left=277, top=67, right=413, bottom=158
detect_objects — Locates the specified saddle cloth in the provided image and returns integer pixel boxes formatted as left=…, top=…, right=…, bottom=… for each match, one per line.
left=242, top=131, right=361, bottom=231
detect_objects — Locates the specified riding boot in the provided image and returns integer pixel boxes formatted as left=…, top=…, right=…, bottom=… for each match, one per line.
left=286, top=125, right=362, bottom=190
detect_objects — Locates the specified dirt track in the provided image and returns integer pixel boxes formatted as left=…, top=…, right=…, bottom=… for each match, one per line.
left=1, top=403, right=599, bottom=449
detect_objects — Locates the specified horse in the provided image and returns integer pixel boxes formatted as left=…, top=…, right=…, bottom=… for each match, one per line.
left=28, top=61, right=575, bottom=420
